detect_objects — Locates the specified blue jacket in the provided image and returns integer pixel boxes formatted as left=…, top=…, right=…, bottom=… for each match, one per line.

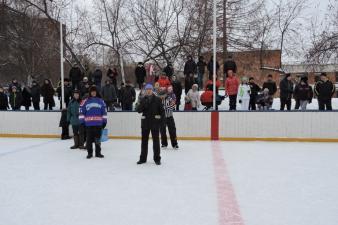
left=79, top=97, right=107, bottom=127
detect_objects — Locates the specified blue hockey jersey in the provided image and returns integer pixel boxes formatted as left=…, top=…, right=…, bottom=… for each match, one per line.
left=79, top=97, right=107, bottom=127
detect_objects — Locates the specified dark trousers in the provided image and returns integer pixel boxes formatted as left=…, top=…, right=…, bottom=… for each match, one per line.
left=185, top=76, right=194, bottom=94
left=137, top=82, right=143, bottom=90
left=61, top=124, right=69, bottom=139
left=295, top=99, right=300, bottom=110
left=72, top=125, right=80, bottom=136
left=79, top=125, right=86, bottom=146
left=86, top=126, right=102, bottom=156
left=122, top=103, right=133, bottom=111
left=249, top=96, right=257, bottom=110
left=72, top=81, right=81, bottom=90
left=176, top=99, right=180, bottom=111
left=33, top=101, right=40, bottom=110
left=160, top=117, right=178, bottom=147
left=280, top=98, right=292, bottom=111
left=318, top=99, right=332, bottom=111
left=140, top=127, right=161, bottom=162
left=229, top=95, right=237, bottom=110
left=24, top=106, right=29, bottom=110
left=105, top=101, right=114, bottom=111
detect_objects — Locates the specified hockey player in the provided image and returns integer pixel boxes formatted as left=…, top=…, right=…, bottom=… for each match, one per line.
left=79, top=86, right=107, bottom=159
left=158, top=89, right=179, bottom=149
left=136, top=84, right=165, bottom=165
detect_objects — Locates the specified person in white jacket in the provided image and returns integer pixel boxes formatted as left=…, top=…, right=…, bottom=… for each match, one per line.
left=238, top=77, right=251, bottom=110
left=185, top=84, right=200, bottom=110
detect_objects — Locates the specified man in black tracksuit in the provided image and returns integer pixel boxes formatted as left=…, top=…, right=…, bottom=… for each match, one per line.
left=184, top=55, right=197, bottom=94
left=314, top=73, right=336, bottom=110
left=248, top=77, right=261, bottom=110
left=136, top=84, right=165, bottom=165
left=158, top=90, right=179, bottom=149
left=279, top=74, right=294, bottom=111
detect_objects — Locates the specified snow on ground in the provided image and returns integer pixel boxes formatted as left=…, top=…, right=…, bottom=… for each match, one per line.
left=1, top=138, right=338, bottom=225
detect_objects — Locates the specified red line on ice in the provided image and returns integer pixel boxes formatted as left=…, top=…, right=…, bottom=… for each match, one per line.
left=212, top=142, right=244, bottom=225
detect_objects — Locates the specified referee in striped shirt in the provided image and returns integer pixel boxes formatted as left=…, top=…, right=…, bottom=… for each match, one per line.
left=158, top=88, right=179, bottom=149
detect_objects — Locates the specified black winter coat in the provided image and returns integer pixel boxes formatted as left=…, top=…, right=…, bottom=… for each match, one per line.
left=294, top=83, right=313, bottom=101
left=137, top=94, right=165, bottom=129
left=172, top=80, right=182, bottom=101
left=184, top=59, right=197, bottom=76
left=21, top=87, right=32, bottom=108
left=57, top=85, right=72, bottom=103
left=197, top=60, right=207, bottom=74
left=223, top=59, right=237, bottom=73
left=262, top=81, right=277, bottom=96
left=207, top=60, right=220, bottom=74
left=69, top=67, right=83, bottom=82
left=249, top=82, right=261, bottom=97
left=9, top=92, right=22, bottom=110
left=93, top=69, right=103, bottom=83
left=0, top=92, right=9, bottom=110
left=41, top=83, right=55, bottom=105
left=120, top=85, right=136, bottom=105
left=30, top=85, right=41, bottom=103
left=163, top=66, right=174, bottom=78
left=314, top=80, right=336, bottom=100
left=135, top=66, right=147, bottom=83
left=279, top=78, right=294, bottom=99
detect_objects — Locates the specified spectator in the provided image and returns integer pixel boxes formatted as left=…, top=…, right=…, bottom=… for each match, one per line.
left=314, top=73, right=336, bottom=111
left=0, top=86, right=9, bottom=110
left=248, top=77, right=261, bottom=110
left=69, top=64, right=83, bottom=90
left=9, top=86, right=22, bottom=110
left=67, top=90, right=82, bottom=149
left=158, top=72, right=171, bottom=89
left=120, top=80, right=136, bottom=111
left=30, top=81, right=41, bottom=110
left=163, top=63, right=174, bottom=80
left=59, top=108, right=71, bottom=140
left=197, top=56, right=207, bottom=89
left=257, top=88, right=273, bottom=110
left=8, top=79, right=22, bottom=93
left=57, top=78, right=72, bottom=109
left=279, top=73, right=294, bottom=111
left=237, top=77, right=251, bottom=111
left=294, top=76, right=313, bottom=110
left=223, top=54, right=237, bottom=78
left=262, top=74, right=277, bottom=106
left=171, top=75, right=182, bottom=110
left=21, top=86, right=32, bottom=110
left=185, top=84, right=200, bottom=111
left=225, top=70, right=239, bottom=110
left=153, top=82, right=160, bottom=96
left=135, top=62, right=147, bottom=90
left=184, top=56, right=197, bottom=94
left=93, top=68, right=103, bottom=90
left=207, top=56, right=220, bottom=80
left=41, top=79, right=55, bottom=110
left=101, top=80, right=117, bottom=112
left=107, top=68, right=119, bottom=90
left=80, top=77, right=90, bottom=98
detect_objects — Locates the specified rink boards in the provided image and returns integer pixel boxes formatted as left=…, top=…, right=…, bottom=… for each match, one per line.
left=1, top=111, right=338, bottom=142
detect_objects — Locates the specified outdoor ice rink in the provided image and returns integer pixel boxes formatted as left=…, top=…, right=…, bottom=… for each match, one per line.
left=1, top=138, right=338, bottom=225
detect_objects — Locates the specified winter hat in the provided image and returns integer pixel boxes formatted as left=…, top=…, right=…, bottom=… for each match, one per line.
left=285, top=73, right=291, bottom=79
left=263, top=88, right=269, bottom=93
left=241, top=77, right=248, bottom=82
left=144, top=84, right=153, bottom=90
left=83, top=77, right=88, bottom=81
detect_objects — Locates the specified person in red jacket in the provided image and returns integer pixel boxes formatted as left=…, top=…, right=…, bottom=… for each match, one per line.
left=158, top=72, right=171, bottom=89
left=225, top=70, right=239, bottom=110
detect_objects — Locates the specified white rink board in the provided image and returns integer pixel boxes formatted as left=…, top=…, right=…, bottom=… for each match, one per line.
left=219, top=112, right=338, bottom=139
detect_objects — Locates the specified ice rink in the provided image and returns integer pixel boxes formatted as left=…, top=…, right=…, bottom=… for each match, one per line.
left=1, top=138, right=338, bottom=225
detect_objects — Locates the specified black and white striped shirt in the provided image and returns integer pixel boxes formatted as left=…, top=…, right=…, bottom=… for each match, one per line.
left=162, top=96, right=176, bottom=118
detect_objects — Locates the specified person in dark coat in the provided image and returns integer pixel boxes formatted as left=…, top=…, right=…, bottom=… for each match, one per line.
left=135, top=62, right=147, bottom=90
left=101, top=80, right=117, bottom=111
left=120, top=80, right=136, bottom=111
left=107, top=68, right=118, bottom=90
left=69, top=65, right=83, bottom=90
left=262, top=74, right=277, bottom=106
left=57, top=78, right=72, bottom=109
left=248, top=77, right=261, bottom=110
left=184, top=55, right=197, bottom=94
left=314, top=73, right=336, bottom=110
left=30, top=81, right=41, bottom=110
left=80, top=77, right=90, bottom=98
left=163, top=63, right=174, bottom=80
left=136, top=83, right=165, bottom=165
left=9, top=86, right=22, bottom=110
left=294, top=76, right=313, bottom=110
left=93, top=69, right=103, bottom=90
left=0, top=86, right=9, bottom=110
left=67, top=90, right=82, bottom=149
left=59, top=108, right=71, bottom=140
left=8, top=79, right=22, bottom=93
left=41, top=79, right=55, bottom=110
left=21, top=86, right=32, bottom=110
left=207, top=56, right=220, bottom=80
left=223, top=55, right=237, bottom=78
left=171, top=75, right=182, bottom=110
left=197, top=56, right=207, bottom=89
left=279, top=73, right=294, bottom=111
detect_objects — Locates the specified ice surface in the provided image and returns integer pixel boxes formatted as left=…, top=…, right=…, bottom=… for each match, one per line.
left=0, top=138, right=338, bottom=225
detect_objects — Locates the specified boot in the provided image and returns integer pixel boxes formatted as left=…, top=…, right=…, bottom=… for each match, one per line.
left=70, top=135, right=79, bottom=149
left=78, top=134, right=85, bottom=149
left=95, top=143, right=104, bottom=158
